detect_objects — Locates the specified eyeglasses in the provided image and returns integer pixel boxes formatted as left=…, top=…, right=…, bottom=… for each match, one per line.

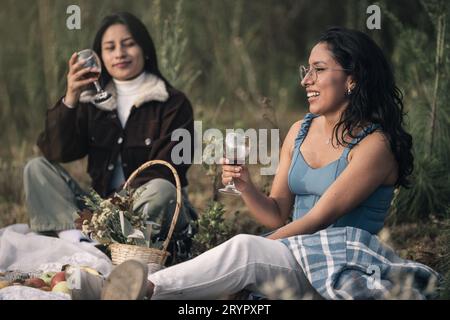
left=299, top=65, right=350, bottom=82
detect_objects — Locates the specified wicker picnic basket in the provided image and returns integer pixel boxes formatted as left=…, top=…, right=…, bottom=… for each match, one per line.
left=109, top=160, right=182, bottom=267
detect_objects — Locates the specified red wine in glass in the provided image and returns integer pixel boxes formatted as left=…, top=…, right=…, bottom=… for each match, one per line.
left=82, top=71, right=101, bottom=80
left=77, top=49, right=111, bottom=103
left=219, top=133, right=249, bottom=196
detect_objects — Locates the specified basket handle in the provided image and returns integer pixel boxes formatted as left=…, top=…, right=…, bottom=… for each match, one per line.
left=123, top=160, right=182, bottom=254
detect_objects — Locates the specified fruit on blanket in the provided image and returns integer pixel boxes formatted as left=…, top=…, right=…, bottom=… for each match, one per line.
left=52, top=281, right=70, bottom=294
left=50, top=271, right=66, bottom=289
left=40, top=272, right=56, bottom=286
left=24, top=278, right=46, bottom=288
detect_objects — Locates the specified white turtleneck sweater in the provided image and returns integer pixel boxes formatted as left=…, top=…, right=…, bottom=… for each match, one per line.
left=109, top=72, right=146, bottom=192
left=113, top=71, right=146, bottom=127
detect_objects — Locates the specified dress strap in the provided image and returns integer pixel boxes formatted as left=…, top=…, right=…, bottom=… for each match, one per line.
left=294, top=113, right=319, bottom=148
left=341, top=123, right=381, bottom=159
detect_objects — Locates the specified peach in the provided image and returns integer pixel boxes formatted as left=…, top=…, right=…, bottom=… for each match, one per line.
left=24, top=278, right=46, bottom=288
left=52, top=281, right=70, bottom=294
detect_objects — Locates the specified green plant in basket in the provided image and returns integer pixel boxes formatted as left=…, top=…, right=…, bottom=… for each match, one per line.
left=81, top=189, right=149, bottom=247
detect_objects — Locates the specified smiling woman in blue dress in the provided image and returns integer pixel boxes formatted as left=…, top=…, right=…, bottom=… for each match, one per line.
left=70, top=27, right=440, bottom=300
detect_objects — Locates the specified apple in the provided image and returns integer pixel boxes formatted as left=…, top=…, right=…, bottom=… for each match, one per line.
left=52, top=281, right=70, bottom=294
left=40, top=272, right=56, bottom=286
left=24, top=278, right=46, bottom=288
left=50, top=271, right=66, bottom=289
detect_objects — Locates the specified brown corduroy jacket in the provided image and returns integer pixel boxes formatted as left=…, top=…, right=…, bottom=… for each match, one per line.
left=37, top=74, right=194, bottom=198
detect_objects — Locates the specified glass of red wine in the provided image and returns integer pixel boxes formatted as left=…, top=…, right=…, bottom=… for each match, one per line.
left=77, top=49, right=112, bottom=103
left=219, top=132, right=250, bottom=196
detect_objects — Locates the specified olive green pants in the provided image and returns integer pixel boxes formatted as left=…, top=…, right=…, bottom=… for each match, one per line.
left=23, top=157, right=195, bottom=238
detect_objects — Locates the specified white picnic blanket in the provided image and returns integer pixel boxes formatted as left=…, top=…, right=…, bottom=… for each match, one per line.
left=0, top=224, right=113, bottom=300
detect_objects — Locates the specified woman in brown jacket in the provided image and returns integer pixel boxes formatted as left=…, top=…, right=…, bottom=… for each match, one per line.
left=23, top=12, right=197, bottom=252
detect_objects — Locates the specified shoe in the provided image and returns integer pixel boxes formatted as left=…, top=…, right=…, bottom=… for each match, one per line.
left=101, top=260, right=149, bottom=300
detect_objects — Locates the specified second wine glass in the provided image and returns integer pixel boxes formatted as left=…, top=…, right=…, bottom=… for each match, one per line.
left=219, top=132, right=250, bottom=196
left=77, top=49, right=112, bottom=103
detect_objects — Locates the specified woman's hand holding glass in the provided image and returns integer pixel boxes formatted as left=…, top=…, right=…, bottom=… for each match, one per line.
left=221, top=159, right=252, bottom=194
left=65, top=52, right=100, bottom=107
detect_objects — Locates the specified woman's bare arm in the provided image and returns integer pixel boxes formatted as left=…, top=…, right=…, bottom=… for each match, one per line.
left=222, top=121, right=302, bottom=229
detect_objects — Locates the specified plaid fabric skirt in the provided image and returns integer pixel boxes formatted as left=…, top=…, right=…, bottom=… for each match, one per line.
left=280, top=227, right=442, bottom=300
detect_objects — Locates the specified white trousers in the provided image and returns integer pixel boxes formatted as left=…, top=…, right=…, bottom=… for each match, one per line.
left=148, top=234, right=323, bottom=300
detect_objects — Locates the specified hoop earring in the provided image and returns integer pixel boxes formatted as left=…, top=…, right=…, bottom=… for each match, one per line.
left=346, top=88, right=353, bottom=96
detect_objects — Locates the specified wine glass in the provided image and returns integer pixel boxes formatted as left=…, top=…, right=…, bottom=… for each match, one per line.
left=77, top=49, right=112, bottom=103
left=219, top=132, right=250, bottom=196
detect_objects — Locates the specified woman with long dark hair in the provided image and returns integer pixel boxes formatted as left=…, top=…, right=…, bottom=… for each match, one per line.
left=71, top=27, right=439, bottom=300
left=23, top=12, right=197, bottom=249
